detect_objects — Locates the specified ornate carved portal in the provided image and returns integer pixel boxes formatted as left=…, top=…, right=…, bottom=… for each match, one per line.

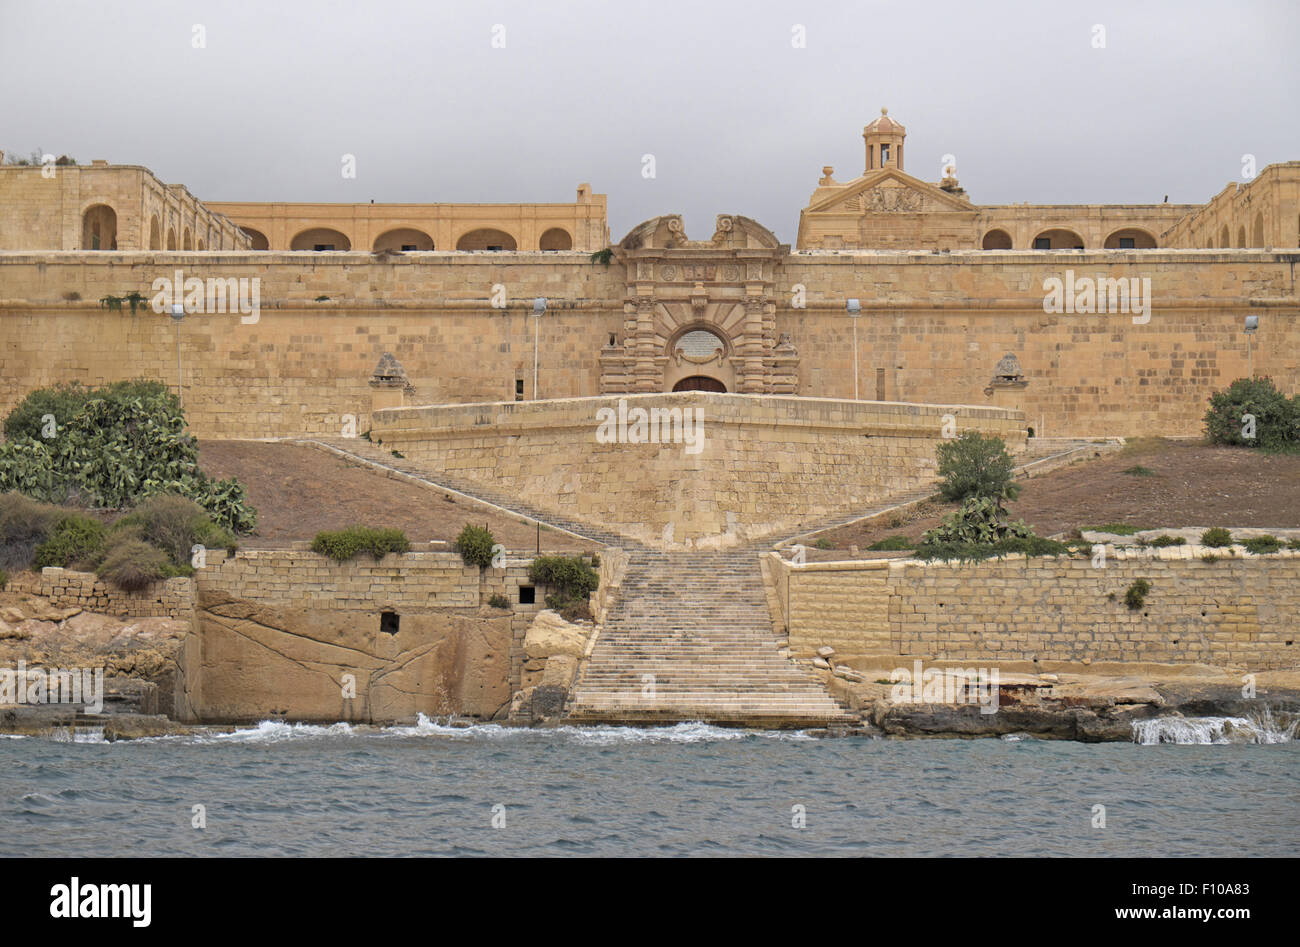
left=599, top=215, right=799, bottom=395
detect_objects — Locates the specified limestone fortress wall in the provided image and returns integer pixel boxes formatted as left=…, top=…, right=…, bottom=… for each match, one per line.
left=768, top=548, right=1300, bottom=671
left=0, top=248, right=1294, bottom=440
left=371, top=392, right=1025, bottom=547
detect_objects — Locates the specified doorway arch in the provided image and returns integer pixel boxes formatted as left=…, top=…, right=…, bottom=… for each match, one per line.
left=672, top=375, right=727, bottom=393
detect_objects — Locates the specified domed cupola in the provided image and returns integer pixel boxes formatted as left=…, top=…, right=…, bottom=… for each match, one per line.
left=863, top=107, right=906, bottom=173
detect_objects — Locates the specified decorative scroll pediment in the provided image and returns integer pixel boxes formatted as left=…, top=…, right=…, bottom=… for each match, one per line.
left=805, top=167, right=976, bottom=216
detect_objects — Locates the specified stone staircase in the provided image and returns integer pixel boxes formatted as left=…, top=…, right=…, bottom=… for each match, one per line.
left=566, top=548, right=854, bottom=727
left=289, top=434, right=1103, bottom=729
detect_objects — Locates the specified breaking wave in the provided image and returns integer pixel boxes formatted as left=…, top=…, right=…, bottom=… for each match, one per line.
left=1133, top=708, right=1298, bottom=745
left=159, top=715, right=816, bottom=746
left=387, top=715, right=815, bottom=744
left=207, top=721, right=357, bottom=744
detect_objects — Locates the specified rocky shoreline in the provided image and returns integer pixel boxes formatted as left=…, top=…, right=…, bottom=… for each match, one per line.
left=4, top=686, right=1296, bottom=743
left=3, top=585, right=1297, bottom=744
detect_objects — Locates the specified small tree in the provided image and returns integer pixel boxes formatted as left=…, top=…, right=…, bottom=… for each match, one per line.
left=936, top=432, right=1019, bottom=503
left=529, top=555, right=600, bottom=610
left=1204, top=376, right=1300, bottom=450
left=454, top=524, right=496, bottom=568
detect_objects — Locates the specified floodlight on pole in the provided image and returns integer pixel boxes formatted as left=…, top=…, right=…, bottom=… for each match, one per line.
left=846, top=299, right=862, bottom=400
left=170, top=302, right=186, bottom=407
left=532, top=297, right=547, bottom=399
left=1245, top=314, right=1259, bottom=377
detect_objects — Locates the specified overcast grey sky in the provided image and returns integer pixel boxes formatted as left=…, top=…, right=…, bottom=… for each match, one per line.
left=2, top=0, right=1297, bottom=243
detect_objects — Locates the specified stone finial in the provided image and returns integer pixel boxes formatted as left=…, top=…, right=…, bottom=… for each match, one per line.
left=370, top=352, right=412, bottom=390
left=984, top=352, right=1028, bottom=396
left=819, top=166, right=836, bottom=186
left=994, top=352, right=1025, bottom=382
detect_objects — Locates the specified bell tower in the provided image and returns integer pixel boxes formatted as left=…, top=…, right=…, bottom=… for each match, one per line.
left=863, top=107, right=906, bottom=173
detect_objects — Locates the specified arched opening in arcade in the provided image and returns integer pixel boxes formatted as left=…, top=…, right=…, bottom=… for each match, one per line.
left=373, top=228, right=435, bottom=252
left=290, top=227, right=352, bottom=251
left=539, top=227, right=573, bottom=250
left=456, top=228, right=518, bottom=251
left=1031, top=228, right=1084, bottom=250
left=981, top=229, right=1013, bottom=250
left=148, top=215, right=161, bottom=250
left=1103, top=228, right=1157, bottom=249
left=240, top=227, right=270, bottom=250
left=81, top=204, right=117, bottom=250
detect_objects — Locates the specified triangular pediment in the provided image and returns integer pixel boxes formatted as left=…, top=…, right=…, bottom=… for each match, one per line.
left=804, top=167, right=975, bottom=215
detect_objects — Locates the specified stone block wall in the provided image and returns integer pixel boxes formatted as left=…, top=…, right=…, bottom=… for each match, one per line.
left=0, top=253, right=623, bottom=438
left=8, top=568, right=194, bottom=620
left=769, top=547, right=1300, bottom=670
left=373, top=392, right=1025, bottom=547
left=195, top=545, right=484, bottom=609
left=0, top=250, right=1295, bottom=441
left=190, top=546, right=553, bottom=723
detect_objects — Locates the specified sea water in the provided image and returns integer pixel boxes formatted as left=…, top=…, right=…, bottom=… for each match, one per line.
left=1, top=716, right=1295, bottom=857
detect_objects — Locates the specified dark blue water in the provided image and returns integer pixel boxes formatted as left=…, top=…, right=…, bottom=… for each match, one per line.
left=1, top=720, right=1296, bottom=856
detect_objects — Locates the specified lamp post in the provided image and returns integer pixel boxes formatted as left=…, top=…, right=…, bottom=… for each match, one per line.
left=846, top=298, right=861, bottom=400
left=1244, top=314, right=1258, bottom=378
left=169, top=301, right=186, bottom=407
left=532, top=297, right=547, bottom=399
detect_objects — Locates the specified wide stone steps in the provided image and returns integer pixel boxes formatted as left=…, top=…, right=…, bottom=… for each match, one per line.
left=569, top=547, right=851, bottom=726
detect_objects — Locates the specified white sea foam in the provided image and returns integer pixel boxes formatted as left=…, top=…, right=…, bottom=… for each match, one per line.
left=209, top=720, right=356, bottom=744
left=1133, top=710, right=1298, bottom=745
left=384, top=714, right=812, bottom=745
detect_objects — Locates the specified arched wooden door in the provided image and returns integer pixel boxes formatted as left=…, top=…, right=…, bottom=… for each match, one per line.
left=672, top=375, right=727, bottom=393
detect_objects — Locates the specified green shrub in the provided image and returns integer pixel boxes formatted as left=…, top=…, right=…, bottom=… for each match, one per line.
left=868, top=534, right=915, bottom=551
left=935, top=432, right=1019, bottom=502
left=33, top=513, right=106, bottom=569
left=487, top=593, right=510, bottom=610
left=1122, top=465, right=1156, bottom=477
left=1140, top=534, right=1185, bottom=548
left=1124, top=579, right=1151, bottom=610
left=923, top=495, right=1032, bottom=546
left=1203, top=376, right=1300, bottom=450
left=1201, top=527, right=1233, bottom=548
left=114, top=493, right=233, bottom=567
left=0, top=381, right=256, bottom=532
left=814, top=537, right=833, bottom=549
left=454, top=524, right=496, bottom=568
left=1242, top=535, right=1282, bottom=555
left=311, top=526, right=410, bottom=562
left=0, top=492, right=61, bottom=570
left=1290, top=539, right=1300, bottom=550
left=0, top=568, right=6, bottom=590
left=96, top=539, right=170, bottom=591
left=915, top=535, right=1068, bottom=563
left=530, top=555, right=600, bottom=607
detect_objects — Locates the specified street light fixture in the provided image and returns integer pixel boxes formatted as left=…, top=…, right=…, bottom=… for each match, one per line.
left=532, top=297, right=547, bottom=399
left=169, top=302, right=186, bottom=407
left=1244, top=314, right=1259, bottom=378
left=846, top=298, right=862, bottom=400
